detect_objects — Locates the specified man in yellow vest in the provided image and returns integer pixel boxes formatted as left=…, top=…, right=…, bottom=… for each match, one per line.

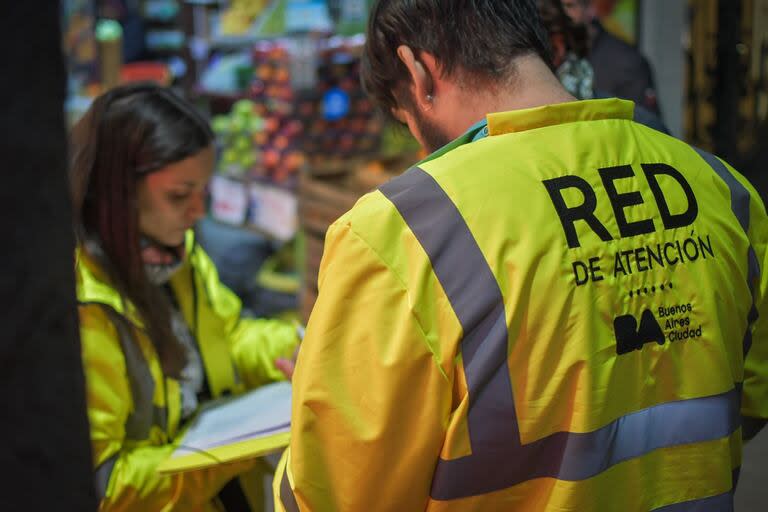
left=275, top=1, right=768, bottom=509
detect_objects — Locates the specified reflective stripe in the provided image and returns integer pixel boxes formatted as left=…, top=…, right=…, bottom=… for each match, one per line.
left=694, top=147, right=761, bottom=358
left=381, top=166, right=741, bottom=501
left=651, top=491, right=733, bottom=511
left=554, top=389, right=739, bottom=481
left=381, top=166, right=516, bottom=499
left=98, top=305, right=168, bottom=440
left=94, top=454, right=117, bottom=500
left=154, top=405, right=168, bottom=433
left=693, top=149, right=750, bottom=232
left=280, top=467, right=299, bottom=512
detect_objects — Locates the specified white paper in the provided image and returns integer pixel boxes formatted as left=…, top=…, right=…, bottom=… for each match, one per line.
left=210, top=175, right=248, bottom=226
left=172, top=381, right=291, bottom=456
left=249, top=183, right=298, bottom=242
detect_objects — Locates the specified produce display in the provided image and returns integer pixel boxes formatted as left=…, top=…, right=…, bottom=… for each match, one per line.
left=213, top=96, right=306, bottom=184
left=213, top=43, right=306, bottom=183
left=298, top=44, right=382, bottom=164
left=211, top=37, right=396, bottom=184
left=213, top=99, right=264, bottom=176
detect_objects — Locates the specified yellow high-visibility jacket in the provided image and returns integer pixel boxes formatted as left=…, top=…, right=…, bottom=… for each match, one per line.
left=78, top=231, right=299, bottom=511
left=276, top=99, right=768, bottom=511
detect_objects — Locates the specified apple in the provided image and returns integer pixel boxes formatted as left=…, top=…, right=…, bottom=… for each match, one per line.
left=247, top=117, right=264, bottom=134
left=212, top=115, right=230, bottom=135
left=230, top=115, right=247, bottom=132
left=234, top=135, right=251, bottom=152
left=221, top=148, right=238, bottom=165
left=233, top=99, right=255, bottom=117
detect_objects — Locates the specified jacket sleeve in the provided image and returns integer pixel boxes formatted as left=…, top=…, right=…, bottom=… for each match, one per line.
left=192, top=245, right=300, bottom=389
left=737, top=167, right=768, bottom=422
left=80, top=304, right=251, bottom=511
left=230, top=317, right=300, bottom=388
left=274, top=221, right=452, bottom=511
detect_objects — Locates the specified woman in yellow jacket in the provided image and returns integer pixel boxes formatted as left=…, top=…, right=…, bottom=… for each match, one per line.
left=69, top=83, right=300, bottom=511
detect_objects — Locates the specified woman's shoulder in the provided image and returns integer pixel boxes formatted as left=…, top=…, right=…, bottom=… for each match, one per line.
left=75, top=244, right=117, bottom=299
left=75, top=244, right=144, bottom=325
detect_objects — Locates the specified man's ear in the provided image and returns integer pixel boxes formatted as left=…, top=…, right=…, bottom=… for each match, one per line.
left=397, top=45, right=436, bottom=112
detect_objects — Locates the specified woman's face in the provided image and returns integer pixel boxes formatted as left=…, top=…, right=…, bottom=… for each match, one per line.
left=137, top=145, right=215, bottom=247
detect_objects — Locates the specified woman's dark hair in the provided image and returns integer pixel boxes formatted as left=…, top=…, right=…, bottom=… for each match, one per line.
left=361, top=0, right=552, bottom=117
left=537, top=0, right=590, bottom=60
left=70, top=83, right=213, bottom=377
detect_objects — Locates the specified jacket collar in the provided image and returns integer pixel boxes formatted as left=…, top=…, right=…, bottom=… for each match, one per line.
left=486, top=98, right=634, bottom=136
left=75, top=230, right=198, bottom=328
left=76, top=245, right=144, bottom=327
left=419, top=98, right=634, bottom=167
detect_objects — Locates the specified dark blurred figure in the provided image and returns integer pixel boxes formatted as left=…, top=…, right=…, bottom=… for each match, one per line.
left=539, top=0, right=668, bottom=133
left=539, top=0, right=594, bottom=99
left=563, top=0, right=661, bottom=115
left=739, top=120, right=768, bottom=207
left=0, top=2, right=96, bottom=510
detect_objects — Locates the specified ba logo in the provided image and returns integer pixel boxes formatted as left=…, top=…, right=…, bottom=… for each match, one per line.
left=614, top=309, right=665, bottom=355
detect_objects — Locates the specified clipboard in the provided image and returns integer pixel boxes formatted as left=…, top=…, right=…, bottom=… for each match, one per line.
left=158, top=381, right=292, bottom=474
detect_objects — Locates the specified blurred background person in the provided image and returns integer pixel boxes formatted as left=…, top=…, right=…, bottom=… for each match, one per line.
left=539, top=0, right=595, bottom=100
left=562, top=0, right=661, bottom=115
left=539, top=0, right=668, bottom=133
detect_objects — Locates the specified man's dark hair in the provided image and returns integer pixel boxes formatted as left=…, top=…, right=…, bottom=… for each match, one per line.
left=361, top=0, right=552, bottom=117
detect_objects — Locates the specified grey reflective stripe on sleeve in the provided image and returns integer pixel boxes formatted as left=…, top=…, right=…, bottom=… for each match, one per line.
left=154, top=405, right=168, bottom=433
left=381, top=167, right=740, bottom=501
left=94, top=454, right=118, bottom=500
left=694, top=149, right=750, bottom=232
left=99, top=305, right=161, bottom=441
left=694, top=147, right=761, bottom=358
left=280, top=466, right=299, bottom=512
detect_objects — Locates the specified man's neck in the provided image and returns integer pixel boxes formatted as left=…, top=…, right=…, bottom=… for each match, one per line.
left=447, top=55, right=576, bottom=139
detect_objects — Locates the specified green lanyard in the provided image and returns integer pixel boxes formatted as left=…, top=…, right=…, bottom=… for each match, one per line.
left=417, top=118, right=490, bottom=166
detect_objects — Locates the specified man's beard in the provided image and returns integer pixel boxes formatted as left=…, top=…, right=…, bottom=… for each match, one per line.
left=412, top=109, right=452, bottom=154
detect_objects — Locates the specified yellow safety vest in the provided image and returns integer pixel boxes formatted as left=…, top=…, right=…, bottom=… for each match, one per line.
left=276, top=99, right=768, bottom=511
left=78, top=231, right=299, bottom=511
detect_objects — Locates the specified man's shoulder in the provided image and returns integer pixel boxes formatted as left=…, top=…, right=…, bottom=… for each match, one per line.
left=336, top=184, right=396, bottom=225
left=328, top=184, right=404, bottom=250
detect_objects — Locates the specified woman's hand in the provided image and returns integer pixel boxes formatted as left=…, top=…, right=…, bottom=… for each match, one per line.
left=275, top=323, right=303, bottom=380
left=275, top=345, right=300, bottom=380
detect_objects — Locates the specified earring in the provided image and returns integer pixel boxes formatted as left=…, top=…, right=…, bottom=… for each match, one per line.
left=426, top=94, right=434, bottom=102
